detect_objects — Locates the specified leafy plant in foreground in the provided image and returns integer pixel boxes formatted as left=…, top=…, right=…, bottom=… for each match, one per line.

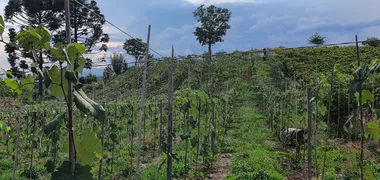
left=0, top=16, right=106, bottom=179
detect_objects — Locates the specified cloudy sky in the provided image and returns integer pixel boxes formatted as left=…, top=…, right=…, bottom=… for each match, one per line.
left=1, top=0, right=380, bottom=75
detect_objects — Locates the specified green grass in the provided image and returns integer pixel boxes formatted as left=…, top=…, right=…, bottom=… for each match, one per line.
left=226, top=106, right=285, bottom=180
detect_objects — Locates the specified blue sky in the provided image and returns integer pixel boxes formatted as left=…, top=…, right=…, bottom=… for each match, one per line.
left=1, top=0, right=380, bottom=76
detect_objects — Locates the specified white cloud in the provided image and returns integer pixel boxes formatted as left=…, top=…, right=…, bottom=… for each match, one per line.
left=103, top=41, right=124, bottom=48
left=249, top=14, right=294, bottom=32
left=182, top=0, right=260, bottom=5
left=151, top=24, right=197, bottom=55
left=0, top=1, right=6, bottom=15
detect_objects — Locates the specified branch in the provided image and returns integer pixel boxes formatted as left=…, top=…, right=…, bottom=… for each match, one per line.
left=14, top=15, right=29, bottom=25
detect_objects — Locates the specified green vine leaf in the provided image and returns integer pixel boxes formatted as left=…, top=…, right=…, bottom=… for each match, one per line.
left=364, top=169, right=376, bottom=180
left=41, top=113, right=66, bottom=136
left=20, top=74, right=34, bottom=91
left=51, top=43, right=65, bottom=63
left=362, top=89, right=374, bottom=105
left=64, top=132, right=101, bottom=165
left=364, top=121, right=380, bottom=141
left=4, top=78, right=21, bottom=95
left=4, top=78, right=18, bottom=90
left=49, top=65, right=68, bottom=99
left=73, top=89, right=106, bottom=121
left=0, top=15, right=4, bottom=36
left=43, top=69, right=52, bottom=88
left=76, top=57, right=86, bottom=74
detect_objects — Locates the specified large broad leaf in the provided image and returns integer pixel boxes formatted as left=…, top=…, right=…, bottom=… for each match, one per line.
left=20, top=74, right=34, bottom=91
left=51, top=43, right=65, bottom=63
left=50, top=65, right=68, bottom=99
left=41, top=113, right=66, bottom=136
left=65, top=66, right=78, bottom=84
left=318, top=103, right=327, bottom=116
left=36, top=24, right=51, bottom=44
left=50, top=65, right=61, bottom=83
left=50, top=161, right=93, bottom=180
left=43, top=69, right=52, bottom=88
left=64, top=132, right=101, bottom=165
left=362, top=89, right=374, bottom=105
left=29, top=29, right=42, bottom=41
left=0, top=15, right=4, bottom=36
left=67, top=43, right=85, bottom=65
left=76, top=57, right=86, bottom=74
left=74, top=89, right=106, bottom=121
left=364, top=170, right=376, bottom=180
left=364, top=122, right=380, bottom=141
left=4, top=78, right=19, bottom=90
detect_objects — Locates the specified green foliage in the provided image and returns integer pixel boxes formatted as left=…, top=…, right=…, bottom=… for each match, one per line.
left=79, top=73, right=98, bottom=84
left=51, top=161, right=93, bottom=180
left=226, top=107, right=284, bottom=180
left=0, top=15, right=4, bottom=36
left=364, top=121, right=380, bottom=141
left=0, top=120, right=11, bottom=132
left=123, top=38, right=152, bottom=63
left=308, top=32, right=326, bottom=45
left=103, top=66, right=114, bottom=83
left=193, top=5, right=231, bottom=57
left=73, top=89, right=106, bottom=121
left=64, top=132, right=101, bottom=165
left=41, top=113, right=66, bottom=136
left=365, top=169, right=376, bottom=180
left=4, top=78, right=21, bottom=95
left=362, top=37, right=380, bottom=47
left=110, top=52, right=127, bottom=75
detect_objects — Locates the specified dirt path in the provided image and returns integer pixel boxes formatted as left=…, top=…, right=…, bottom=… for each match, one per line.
left=206, top=154, right=233, bottom=180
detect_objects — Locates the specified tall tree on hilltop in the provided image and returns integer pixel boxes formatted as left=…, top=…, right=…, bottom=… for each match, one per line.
left=55, top=0, right=110, bottom=69
left=123, top=38, right=152, bottom=66
left=110, top=52, right=127, bottom=75
left=4, top=0, right=64, bottom=96
left=4, top=0, right=63, bottom=30
left=362, top=37, right=380, bottom=47
left=193, top=5, right=231, bottom=62
left=53, top=0, right=109, bottom=51
left=308, top=32, right=326, bottom=46
left=4, top=28, right=24, bottom=79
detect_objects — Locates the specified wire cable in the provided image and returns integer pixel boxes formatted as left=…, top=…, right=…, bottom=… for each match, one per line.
left=71, top=0, right=164, bottom=58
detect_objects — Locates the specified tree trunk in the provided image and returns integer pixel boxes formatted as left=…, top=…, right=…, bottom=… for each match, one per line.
left=39, top=51, right=44, bottom=98
left=208, top=43, right=212, bottom=62
left=72, top=2, right=78, bottom=44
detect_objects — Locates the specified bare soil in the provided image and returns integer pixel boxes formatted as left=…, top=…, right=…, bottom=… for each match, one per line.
left=206, top=154, right=233, bottom=180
